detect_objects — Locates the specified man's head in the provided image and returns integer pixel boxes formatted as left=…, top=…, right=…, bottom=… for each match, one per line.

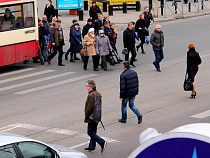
left=156, top=24, right=161, bottom=32
left=128, top=22, right=134, bottom=30
left=38, top=18, right=42, bottom=26
left=144, top=6, right=149, bottom=13
left=98, top=13, right=103, bottom=20
left=104, top=16, right=109, bottom=21
left=123, top=61, right=130, bottom=70
left=110, top=23, right=115, bottom=29
left=87, top=18, right=92, bottom=25
left=5, top=8, right=11, bottom=17
left=104, top=21, right=109, bottom=28
left=56, top=20, right=61, bottom=28
left=42, top=15, right=47, bottom=21
left=86, top=80, right=96, bottom=91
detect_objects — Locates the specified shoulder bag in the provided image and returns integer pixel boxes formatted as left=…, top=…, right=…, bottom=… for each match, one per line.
left=183, top=71, right=193, bottom=91
left=80, top=46, right=88, bottom=56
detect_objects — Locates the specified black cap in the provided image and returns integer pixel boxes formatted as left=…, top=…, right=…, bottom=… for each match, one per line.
left=56, top=19, right=61, bottom=23
left=48, top=0, right=52, bottom=3
left=87, top=18, right=92, bottom=22
left=74, top=23, right=80, bottom=26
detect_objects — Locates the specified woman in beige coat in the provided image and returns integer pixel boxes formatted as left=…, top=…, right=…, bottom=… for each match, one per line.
left=83, top=28, right=99, bottom=71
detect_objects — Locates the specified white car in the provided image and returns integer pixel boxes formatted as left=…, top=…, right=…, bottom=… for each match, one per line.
left=0, top=132, right=87, bottom=158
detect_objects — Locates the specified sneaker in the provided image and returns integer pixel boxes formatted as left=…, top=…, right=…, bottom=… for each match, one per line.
left=119, top=119, right=126, bottom=123
left=130, top=64, right=136, bottom=67
left=84, top=148, right=96, bottom=152
left=138, top=115, right=142, bottom=124
left=101, top=141, right=107, bottom=153
left=157, top=69, right=161, bottom=72
left=70, top=59, right=75, bottom=62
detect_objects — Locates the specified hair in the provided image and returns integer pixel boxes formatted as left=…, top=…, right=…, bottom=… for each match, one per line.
left=52, top=17, right=57, bottom=22
left=138, top=13, right=144, bottom=20
left=49, top=22, right=53, bottom=26
left=42, top=15, right=47, bottom=18
left=130, top=21, right=135, bottom=25
left=123, top=61, right=130, bottom=69
left=103, top=21, right=109, bottom=25
left=144, top=6, right=149, bottom=9
left=86, top=80, right=96, bottom=91
left=72, top=19, right=77, bottom=24
left=110, top=22, right=115, bottom=26
left=156, top=24, right=161, bottom=29
left=128, top=22, right=133, bottom=26
left=97, top=13, right=102, bottom=17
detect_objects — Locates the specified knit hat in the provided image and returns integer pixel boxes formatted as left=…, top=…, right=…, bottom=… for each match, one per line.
left=89, top=28, right=94, bottom=33
left=87, top=18, right=93, bottom=22
left=188, top=43, right=195, bottom=50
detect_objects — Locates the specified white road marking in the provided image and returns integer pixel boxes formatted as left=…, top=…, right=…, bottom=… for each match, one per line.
left=191, top=110, right=210, bottom=119
left=15, top=74, right=98, bottom=94
left=0, top=70, right=55, bottom=84
left=0, top=68, right=36, bottom=77
left=0, top=72, right=76, bottom=92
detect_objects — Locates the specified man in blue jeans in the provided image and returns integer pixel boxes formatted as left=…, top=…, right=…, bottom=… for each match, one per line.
left=119, top=62, right=142, bottom=124
left=150, top=24, right=164, bottom=72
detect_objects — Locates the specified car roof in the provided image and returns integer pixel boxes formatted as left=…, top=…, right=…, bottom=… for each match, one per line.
left=0, top=132, right=40, bottom=146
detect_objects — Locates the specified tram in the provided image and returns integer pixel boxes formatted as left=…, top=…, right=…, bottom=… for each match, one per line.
left=0, top=0, right=39, bottom=66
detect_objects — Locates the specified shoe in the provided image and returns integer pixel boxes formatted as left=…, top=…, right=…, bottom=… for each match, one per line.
left=119, top=119, right=126, bottom=123
left=134, top=59, right=138, bottom=62
left=138, top=115, right=142, bottom=124
left=74, top=57, right=80, bottom=60
left=157, top=69, right=161, bottom=72
left=84, top=148, right=96, bottom=152
left=146, top=41, right=149, bottom=44
left=33, top=60, right=40, bottom=63
left=58, top=63, right=65, bottom=66
left=189, top=92, right=196, bottom=99
left=118, top=59, right=123, bottom=62
left=136, top=46, right=140, bottom=52
left=84, top=68, right=87, bottom=70
left=130, top=64, right=136, bottom=67
left=70, top=59, right=75, bottom=62
left=101, top=142, right=107, bottom=153
left=141, top=50, right=146, bottom=54
left=94, top=68, right=99, bottom=71
left=104, top=69, right=108, bottom=71
left=47, top=59, right=51, bottom=65
left=65, top=54, right=68, bottom=60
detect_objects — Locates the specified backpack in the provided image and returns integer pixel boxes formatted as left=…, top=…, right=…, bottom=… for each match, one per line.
left=89, top=92, right=101, bottom=123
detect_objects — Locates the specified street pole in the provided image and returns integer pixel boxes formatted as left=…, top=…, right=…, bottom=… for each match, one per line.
left=164, top=0, right=166, bottom=17
left=181, top=0, right=184, bottom=16
left=198, top=0, right=200, bottom=12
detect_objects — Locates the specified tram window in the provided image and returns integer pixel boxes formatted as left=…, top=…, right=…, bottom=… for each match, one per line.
left=23, top=3, right=35, bottom=27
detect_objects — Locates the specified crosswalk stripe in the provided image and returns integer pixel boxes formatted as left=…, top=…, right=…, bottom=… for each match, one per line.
left=0, top=72, right=76, bottom=92
left=0, top=70, right=55, bottom=84
left=0, top=68, right=36, bottom=77
left=15, top=74, right=98, bottom=94
left=190, top=110, right=210, bottom=119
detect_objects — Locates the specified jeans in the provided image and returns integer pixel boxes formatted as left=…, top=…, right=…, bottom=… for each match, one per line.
left=145, top=26, right=149, bottom=42
left=42, top=36, right=50, bottom=60
left=121, top=97, right=141, bottom=122
left=153, top=50, right=164, bottom=70
left=87, top=122, right=105, bottom=149
left=48, top=45, right=64, bottom=65
left=125, top=47, right=136, bottom=65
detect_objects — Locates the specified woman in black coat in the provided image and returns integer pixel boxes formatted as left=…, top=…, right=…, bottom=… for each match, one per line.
left=187, top=44, right=202, bottom=98
left=44, top=0, right=55, bottom=23
left=89, top=0, right=102, bottom=22
left=135, top=14, right=146, bottom=54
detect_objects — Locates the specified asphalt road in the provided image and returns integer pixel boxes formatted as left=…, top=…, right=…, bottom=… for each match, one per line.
left=1, top=15, right=210, bottom=158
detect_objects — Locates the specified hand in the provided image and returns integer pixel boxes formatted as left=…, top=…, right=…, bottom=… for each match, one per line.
left=120, top=98, right=123, bottom=101
left=114, top=29, right=116, bottom=32
left=138, top=40, right=140, bottom=42
left=124, top=48, right=127, bottom=50
left=110, top=49, right=112, bottom=52
left=90, top=17, right=92, bottom=19
left=79, top=42, right=82, bottom=44
left=151, top=21, right=154, bottom=23
left=52, top=43, right=55, bottom=46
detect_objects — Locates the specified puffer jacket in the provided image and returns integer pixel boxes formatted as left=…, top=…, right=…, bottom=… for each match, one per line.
left=150, top=29, right=164, bottom=51
left=120, top=68, right=139, bottom=99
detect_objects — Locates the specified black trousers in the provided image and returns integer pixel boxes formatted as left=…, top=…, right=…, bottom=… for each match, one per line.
left=125, top=47, right=136, bottom=65
left=82, top=55, right=99, bottom=70
left=101, top=55, right=109, bottom=70
left=48, top=46, right=64, bottom=65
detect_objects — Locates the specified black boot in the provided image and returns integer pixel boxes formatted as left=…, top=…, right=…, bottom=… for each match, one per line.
left=70, top=53, right=75, bottom=62
left=141, top=49, right=146, bottom=54
left=74, top=53, right=80, bottom=60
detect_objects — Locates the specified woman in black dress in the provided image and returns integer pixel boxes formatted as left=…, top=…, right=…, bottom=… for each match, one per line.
left=187, top=44, right=202, bottom=98
left=135, top=14, right=146, bottom=54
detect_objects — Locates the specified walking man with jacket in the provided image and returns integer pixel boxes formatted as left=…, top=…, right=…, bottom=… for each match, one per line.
left=123, top=23, right=137, bottom=67
left=150, top=24, right=164, bottom=72
left=84, top=80, right=107, bottom=153
left=119, top=62, right=142, bottom=124
left=47, top=20, right=65, bottom=66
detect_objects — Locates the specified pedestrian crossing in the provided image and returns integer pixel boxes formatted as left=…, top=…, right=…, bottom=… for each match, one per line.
left=0, top=68, right=98, bottom=95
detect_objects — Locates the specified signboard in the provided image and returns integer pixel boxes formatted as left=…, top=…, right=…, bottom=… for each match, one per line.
left=88, top=0, right=141, bottom=10
left=57, top=0, right=83, bottom=10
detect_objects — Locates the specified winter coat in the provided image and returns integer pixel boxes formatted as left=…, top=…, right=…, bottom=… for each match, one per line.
left=187, top=48, right=202, bottom=72
left=150, top=29, right=164, bottom=51
left=123, top=28, right=136, bottom=50
left=96, top=35, right=112, bottom=56
left=89, top=5, right=102, bottom=22
left=82, top=23, right=94, bottom=38
left=120, top=68, right=139, bottom=99
left=70, top=29, right=82, bottom=53
left=83, top=33, right=97, bottom=56
left=94, top=19, right=103, bottom=36
left=44, top=4, right=55, bottom=22
left=42, top=20, right=50, bottom=35
left=104, top=27, right=110, bottom=36
left=135, top=19, right=146, bottom=41
left=143, top=11, right=154, bottom=27
left=108, top=28, right=117, bottom=45
left=50, top=26, right=65, bottom=46
left=84, top=90, right=102, bottom=123
left=69, top=24, right=74, bottom=42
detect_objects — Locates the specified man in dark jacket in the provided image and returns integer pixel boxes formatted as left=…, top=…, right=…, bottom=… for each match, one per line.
left=119, top=62, right=142, bottom=124
left=143, top=6, right=154, bottom=44
left=89, top=0, right=102, bottom=22
left=84, top=80, right=107, bottom=153
left=42, top=15, right=50, bottom=61
left=47, top=20, right=65, bottom=66
left=94, top=13, right=103, bottom=36
left=150, top=24, right=164, bottom=72
left=82, top=18, right=94, bottom=38
left=123, top=22, right=137, bottom=67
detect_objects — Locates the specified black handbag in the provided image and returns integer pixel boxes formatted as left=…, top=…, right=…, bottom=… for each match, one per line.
left=183, top=71, right=193, bottom=91
left=122, top=49, right=128, bottom=55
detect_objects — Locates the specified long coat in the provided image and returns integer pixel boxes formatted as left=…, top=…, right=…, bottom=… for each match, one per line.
left=44, top=4, right=55, bottom=22
left=70, top=29, right=82, bottom=53
left=135, top=19, right=146, bottom=42
left=96, top=35, right=112, bottom=56
left=83, top=33, right=97, bottom=56
left=84, top=90, right=102, bottom=123
left=123, top=28, right=135, bottom=50
left=89, top=5, right=102, bottom=22
left=50, top=26, right=65, bottom=46
left=187, top=48, right=202, bottom=72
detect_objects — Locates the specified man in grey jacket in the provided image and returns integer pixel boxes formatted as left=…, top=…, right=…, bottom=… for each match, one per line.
left=150, top=24, right=164, bottom=72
